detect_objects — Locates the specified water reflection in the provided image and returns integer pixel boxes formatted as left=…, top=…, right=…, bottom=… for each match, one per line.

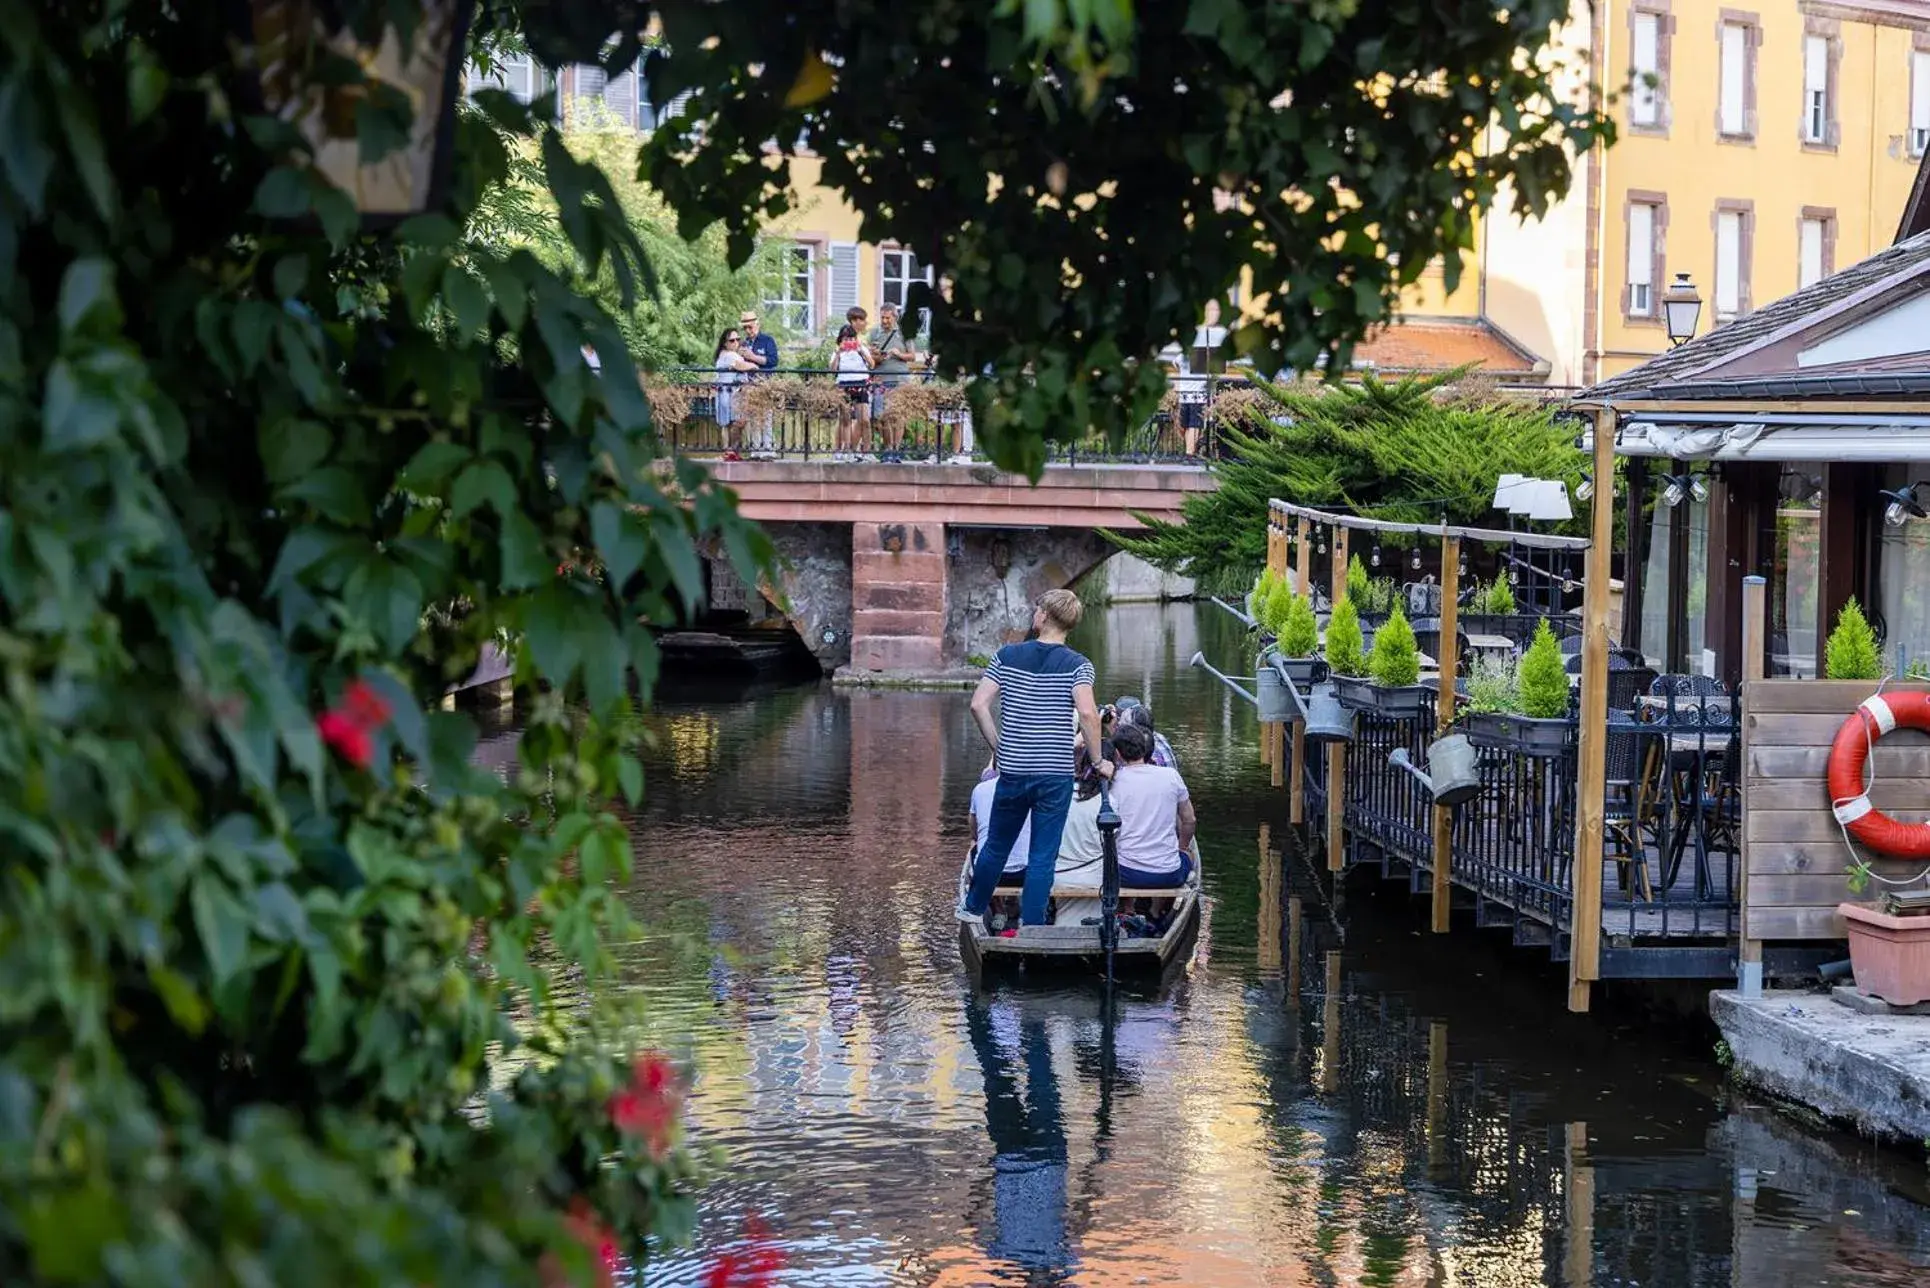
left=615, top=602, right=1930, bottom=1287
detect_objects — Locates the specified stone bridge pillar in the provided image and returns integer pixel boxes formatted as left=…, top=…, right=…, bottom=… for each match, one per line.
left=848, top=521, right=950, bottom=674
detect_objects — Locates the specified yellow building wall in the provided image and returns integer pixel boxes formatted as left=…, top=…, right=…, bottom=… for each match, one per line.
left=1594, top=1, right=1925, bottom=382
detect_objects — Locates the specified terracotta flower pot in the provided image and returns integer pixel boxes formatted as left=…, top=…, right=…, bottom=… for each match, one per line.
left=1839, top=902, right=1930, bottom=1006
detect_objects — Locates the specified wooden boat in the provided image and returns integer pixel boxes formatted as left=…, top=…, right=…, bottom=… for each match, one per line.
left=957, top=844, right=1204, bottom=973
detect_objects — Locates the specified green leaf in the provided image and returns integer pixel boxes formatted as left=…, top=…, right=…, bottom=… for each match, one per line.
left=578, top=819, right=629, bottom=885
left=443, top=264, right=489, bottom=338
left=255, top=166, right=311, bottom=219
left=522, top=587, right=582, bottom=690
left=252, top=882, right=311, bottom=944
left=591, top=500, right=646, bottom=589
left=41, top=357, right=118, bottom=450
left=578, top=615, right=625, bottom=713
left=259, top=419, right=333, bottom=486
left=191, top=877, right=251, bottom=987
left=652, top=514, right=707, bottom=614
left=56, top=257, right=119, bottom=335
left=147, top=964, right=210, bottom=1035
left=616, top=753, right=644, bottom=806
left=0, top=78, right=53, bottom=214
left=343, top=556, right=424, bottom=654
left=498, top=511, right=550, bottom=590
left=281, top=466, right=372, bottom=526
left=481, top=256, right=528, bottom=330
left=400, top=439, right=471, bottom=489
left=449, top=459, right=516, bottom=519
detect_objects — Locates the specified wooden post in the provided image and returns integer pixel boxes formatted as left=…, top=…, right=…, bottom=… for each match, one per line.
left=1432, top=532, right=1461, bottom=934
left=1286, top=894, right=1303, bottom=1004
left=1320, top=949, right=1342, bottom=1093
left=1426, top=1020, right=1448, bottom=1169
left=1738, top=574, right=1766, bottom=996
left=1270, top=720, right=1285, bottom=787
left=1295, top=523, right=1313, bottom=597
left=1327, top=527, right=1349, bottom=873
left=1267, top=521, right=1289, bottom=579
left=1567, top=407, right=1615, bottom=1013
left=1562, top=1122, right=1596, bottom=1288
left=1258, top=825, right=1282, bottom=973
left=1289, top=724, right=1306, bottom=824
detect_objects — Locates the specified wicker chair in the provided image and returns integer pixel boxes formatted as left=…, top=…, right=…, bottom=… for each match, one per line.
left=1603, top=717, right=1661, bottom=901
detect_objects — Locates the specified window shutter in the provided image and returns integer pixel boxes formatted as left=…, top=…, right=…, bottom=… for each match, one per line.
left=1799, top=220, right=1824, bottom=288
left=1719, top=25, right=1746, bottom=134
left=1627, top=204, right=1654, bottom=312
left=572, top=65, right=605, bottom=126
left=1715, top=212, right=1743, bottom=317
left=1632, top=15, right=1659, bottom=126
left=605, top=69, right=638, bottom=128
left=1804, top=36, right=1827, bottom=94
left=828, top=242, right=860, bottom=321
left=1913, top=52, right=1930, bottom=152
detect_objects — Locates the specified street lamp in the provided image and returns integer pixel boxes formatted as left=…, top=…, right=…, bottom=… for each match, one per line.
left=1662, top=273, right=1702, bottom=348
left=240, top=0, right=473, bottom=222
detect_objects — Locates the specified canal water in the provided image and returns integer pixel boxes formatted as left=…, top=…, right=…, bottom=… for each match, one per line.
left=617, top=602, right=1930, bottom=1286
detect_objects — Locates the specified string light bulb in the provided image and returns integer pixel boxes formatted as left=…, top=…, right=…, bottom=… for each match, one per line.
left=1315, top=525, right=1326, bottom=555
left=1410, top=547, right=1422, bottom=571
left=1370, top=542, right=1381, bottom=568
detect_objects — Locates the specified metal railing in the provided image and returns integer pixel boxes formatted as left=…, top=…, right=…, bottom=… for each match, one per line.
left=641, top=366, right=1259, bottom=463
left=1327, top=680, right=1743, bottom=955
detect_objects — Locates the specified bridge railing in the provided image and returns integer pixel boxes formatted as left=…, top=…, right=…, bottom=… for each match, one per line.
left=641, top=367, right=1255, bottom=463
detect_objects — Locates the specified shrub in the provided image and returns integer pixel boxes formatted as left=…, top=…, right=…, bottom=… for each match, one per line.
left=1325, top=597, right=1367, bottom=677
left=1346, top=553, right=1371, bottom=607
left=1248, top=567, right=1278, bottom=625
left=1465, top=652, right=1521, bottom=714
left=1517, top=620, right=1572, bottom=719
left=1263, top=578, right=1297, bottom=638
left=1470, top=577, right=1516, bottom=616
left=1826, top=598, right=1883, bottom=680
left=1279, top=591, right=1320, bottom=657
left=1370, top=605, right=1421, bottom=688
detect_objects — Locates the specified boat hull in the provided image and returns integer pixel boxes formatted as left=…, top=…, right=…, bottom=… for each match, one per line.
left=956, top=847, right=1204, bottom=974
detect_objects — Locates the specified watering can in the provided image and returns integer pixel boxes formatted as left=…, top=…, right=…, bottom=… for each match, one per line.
left=1388, top=735, right=1481, bottom=807
left=1190, top=652, right=1353, bottom=745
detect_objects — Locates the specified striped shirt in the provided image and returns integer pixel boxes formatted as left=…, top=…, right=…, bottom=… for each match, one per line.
left=985, top=641, right=1095, bottom=776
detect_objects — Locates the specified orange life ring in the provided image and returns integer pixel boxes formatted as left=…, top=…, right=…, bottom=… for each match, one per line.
left=1827, top=691, right=1930, bottom=859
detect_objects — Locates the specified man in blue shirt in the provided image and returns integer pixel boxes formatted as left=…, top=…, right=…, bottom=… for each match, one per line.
left=739, top=311, right=780, bottom=456
left=959, top=589, right=1111, bottom=929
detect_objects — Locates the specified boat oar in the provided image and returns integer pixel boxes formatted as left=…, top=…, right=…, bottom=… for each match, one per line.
left=1097, top=776, right=1122, bottom=986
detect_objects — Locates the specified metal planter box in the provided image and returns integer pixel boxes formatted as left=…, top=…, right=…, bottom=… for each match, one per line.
left=1463, top=710, right=1573, bottom=757
left=1332, top=675, right=1428, bottom=720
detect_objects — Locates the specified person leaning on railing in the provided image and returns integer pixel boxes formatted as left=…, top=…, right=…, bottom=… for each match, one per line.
left=869, top=303, right=917, bottom=463
left=711, top=325, right=760, bottom=460
left=739, top=310, right=779, bottom=458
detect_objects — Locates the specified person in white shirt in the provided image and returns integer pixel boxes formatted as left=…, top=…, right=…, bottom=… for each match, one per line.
left=1104, top=723, right=1195, bottom=887
left=1051, top=756, right=1109, bottom=927
left=969, top=763, right=1031, bottom=890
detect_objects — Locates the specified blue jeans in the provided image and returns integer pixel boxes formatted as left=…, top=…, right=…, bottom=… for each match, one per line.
left=1118, top=850, right=1193, bottom=889
left=964, top=773, right=1074, bottom=925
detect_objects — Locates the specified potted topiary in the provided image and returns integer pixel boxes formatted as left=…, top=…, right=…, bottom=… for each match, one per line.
left=1247, top=567, right=1278, bottom=631
left=1324, top=595, right=1375, bottom=709
left=1463, top=619, right=1573, bottom=755
left=1274, top=588, right=1323, bottom=684
left=1349, top=603, right=1427, bottom=719
left=1462, top=576, right=1518, bottom=639
left=1826, top=597, right=1882, bottom=680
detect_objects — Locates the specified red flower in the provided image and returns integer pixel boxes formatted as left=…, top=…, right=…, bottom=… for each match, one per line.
left=703, top=1217, right=783, bottom=1288
left=316, top=709, right=374, bottom=768
left=340, top=679, right=392, bottom=729
left=609, top=1051, right=684, bottom=1159
left=543, top=1198, right=621, bottom=1288
left=316, top=678, right=392, bottom=770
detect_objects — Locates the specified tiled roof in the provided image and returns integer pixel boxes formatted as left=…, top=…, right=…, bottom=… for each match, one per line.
left=1350, top=316, right=1545, bottom=379
left=1581, top=231, right=1930, bottom=401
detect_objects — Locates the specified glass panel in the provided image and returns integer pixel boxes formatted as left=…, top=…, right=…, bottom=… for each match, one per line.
left=1719, top=25, right=1746, bottom=134
left=1632, top=14, right=1659, bottom=124
left=1799, top=219, right=1824, bottom=287
left=1638, top=488, right=1711, bottom=674
left=1769, top=468, right=1821, bottom=678
left=1715, top=212, right=1742, bottom=318
left=1879, top=464, right=1930, bottom=673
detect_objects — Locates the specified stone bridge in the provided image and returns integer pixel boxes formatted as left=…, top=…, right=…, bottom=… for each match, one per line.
left=702, top=460, right=1215, bottom=679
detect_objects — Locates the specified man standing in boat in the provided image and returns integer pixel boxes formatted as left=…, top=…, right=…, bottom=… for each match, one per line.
left=958, top=589, right=1111, bottom=929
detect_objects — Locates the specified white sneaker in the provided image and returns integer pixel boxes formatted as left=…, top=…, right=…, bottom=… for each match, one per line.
left=954, top=905, right=985, bottom=925
left=945, top=453, right=974, bottom=465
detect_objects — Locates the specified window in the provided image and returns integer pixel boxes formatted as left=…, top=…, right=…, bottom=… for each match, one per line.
left=1718, top=20, right=1751, bottom=138
left=1912, top=50, right=1930, bottom=157
left=1631, top=12, right=1661, bottom=127
left=1627, top=201, right=1657, bottom=316
left=879, top=248, right=931, bottom=311
left=1798, top=214, right=1831, bottom=288
left=1714, top=208, right=1746, bottom=319
left=765, top=244, right=816, bottom=334
left=1802, top=34, right=1831, bottom=145
left=468, top=55, right=537, bottom=103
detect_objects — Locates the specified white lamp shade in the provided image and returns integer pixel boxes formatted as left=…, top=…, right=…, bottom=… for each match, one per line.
left=1522, top=480, right=1573, bottom=522
left=1492, top=473, right=1527, bottom=510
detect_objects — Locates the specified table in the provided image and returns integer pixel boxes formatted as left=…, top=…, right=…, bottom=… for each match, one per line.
left=1465, top=633, right=1515, bottom=662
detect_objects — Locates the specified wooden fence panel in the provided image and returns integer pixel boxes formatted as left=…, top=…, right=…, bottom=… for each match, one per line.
left=1740, top=679, right=1930, bottom=956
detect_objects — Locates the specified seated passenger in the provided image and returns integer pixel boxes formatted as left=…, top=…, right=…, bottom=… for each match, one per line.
left=1051, top=751, right=1110, bottom=926
left=969, top=762, right=1031, bottom=890
left=1113, top=697, right=1179, bottom=769
left=1104, top=723, right=1195, bottom=888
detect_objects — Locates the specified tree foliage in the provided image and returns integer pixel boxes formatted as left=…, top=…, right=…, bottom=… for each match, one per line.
left=1517, top=619, right=1571, bottom=719
left=1278, top=591, right=1319, bottom=658
left=0, top=5, right=795, bottom=1284
left=1369, top=605, right=1420, bottom=689
left=562, top=0, right=1613, bottom=473
left=472, top=124, right=788, bottom=369
left=1110, top=372, right=1587, bottom=581
left=1826, top=598, right=1883, bottom=681
left=1325, top=597, right=1366, bottom=678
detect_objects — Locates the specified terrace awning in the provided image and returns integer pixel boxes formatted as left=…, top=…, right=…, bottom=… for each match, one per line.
left=1601, top=415, right=1930, bottom=461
